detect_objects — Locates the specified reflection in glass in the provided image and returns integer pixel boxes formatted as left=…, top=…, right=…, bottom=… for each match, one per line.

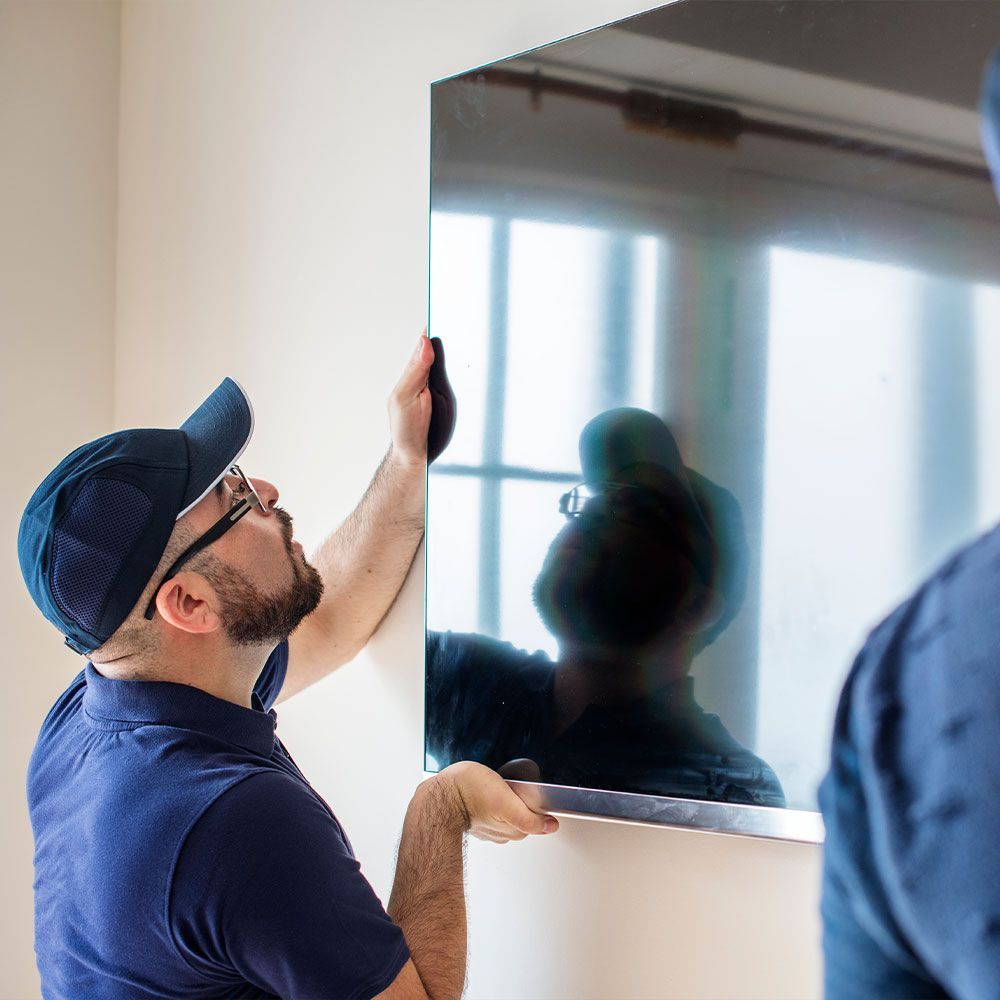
left=428, top=407, right=784, bottom=806
left=426, top=0, right=1000, bottom=818
left=758, top=248, right=921, bottom=795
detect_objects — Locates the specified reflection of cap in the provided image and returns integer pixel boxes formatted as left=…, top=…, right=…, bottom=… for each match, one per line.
left=18, top=378, right=254, bottom=656
left=579, top=406, right=711, bottom=541
left=578, top=407, right=749, bottom=645
left=685, top=467, right=750, bottom=649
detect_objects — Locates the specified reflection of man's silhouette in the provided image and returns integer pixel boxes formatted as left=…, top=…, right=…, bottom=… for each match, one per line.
left=427, top=408, right=785, bottom=807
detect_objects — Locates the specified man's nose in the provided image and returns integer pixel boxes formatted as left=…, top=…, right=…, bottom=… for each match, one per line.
left=251, top=477, right=279, bottom=514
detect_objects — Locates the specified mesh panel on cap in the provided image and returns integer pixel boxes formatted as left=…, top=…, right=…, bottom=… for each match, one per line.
left=51, top=477, right=153, bottom=635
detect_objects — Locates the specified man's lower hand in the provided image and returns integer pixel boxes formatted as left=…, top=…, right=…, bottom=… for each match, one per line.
left=433, top=761, right=560, bottom=843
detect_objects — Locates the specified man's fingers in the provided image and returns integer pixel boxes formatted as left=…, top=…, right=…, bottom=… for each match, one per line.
left=442, top=760, right=560, bottom=842
left=502, top=791, right=559, bottom=837
left=394, top=334, right=434, bottom=396
left=388, top=338, right=433, bottom=420
left=471, top=828, right=509, bottom=844
left=523, top=812, right=559, bottom=835
left=495, top=827, right=527, bottom=843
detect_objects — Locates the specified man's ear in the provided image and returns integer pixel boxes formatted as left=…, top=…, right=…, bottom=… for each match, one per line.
left=154, top=571, right=222, bottom=636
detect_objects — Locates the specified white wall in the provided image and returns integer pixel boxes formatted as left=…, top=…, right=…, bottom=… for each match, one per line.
left=1, top=2, right=120, bottom=995
left=3, top=1, right=821, bottom=995
left=115, top=3, right=821, bottom=997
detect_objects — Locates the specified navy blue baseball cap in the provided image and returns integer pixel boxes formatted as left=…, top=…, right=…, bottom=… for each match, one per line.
left=18, top=378, right=254, bottom=656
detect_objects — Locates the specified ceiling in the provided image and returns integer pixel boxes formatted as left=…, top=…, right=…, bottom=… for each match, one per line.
left=618, top=1, right=1000, bottom=108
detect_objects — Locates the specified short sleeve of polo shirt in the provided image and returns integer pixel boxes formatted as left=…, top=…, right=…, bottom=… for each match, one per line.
left=169, top=769, right=409, bottom=998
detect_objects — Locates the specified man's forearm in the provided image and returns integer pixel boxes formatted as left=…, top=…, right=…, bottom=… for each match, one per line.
left=388, top=778, right=468, bottom=1000
left=309, top=447, right=425, bottom=657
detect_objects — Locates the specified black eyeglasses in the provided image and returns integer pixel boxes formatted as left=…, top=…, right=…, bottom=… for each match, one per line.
left=559, top=480, right=704, bottom=568
left=558, top=481, right=674, bottom=524
left=143, top=465, right=262, bottom=621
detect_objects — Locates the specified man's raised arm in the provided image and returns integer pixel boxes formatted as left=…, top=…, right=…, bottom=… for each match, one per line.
left=280, top=333, right=442, bottom=702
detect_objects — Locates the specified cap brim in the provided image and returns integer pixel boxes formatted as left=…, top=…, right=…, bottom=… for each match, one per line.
left=579, top=407, right=707, bottom=524
left=176, top=377, right=254, bottom=518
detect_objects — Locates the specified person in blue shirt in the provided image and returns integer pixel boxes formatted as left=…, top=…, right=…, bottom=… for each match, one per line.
left=818, top=50, right=1000, bottom=999
left=19, top=334, right=558, bottom=1000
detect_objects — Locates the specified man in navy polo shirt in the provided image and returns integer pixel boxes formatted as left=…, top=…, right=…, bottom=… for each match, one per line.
left=19, top=334, right=559, bottom=999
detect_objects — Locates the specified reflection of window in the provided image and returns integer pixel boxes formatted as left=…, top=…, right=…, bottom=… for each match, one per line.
left=427, top=213, right=492, bottom=467
left=758, top=245, right=998, bottom=794
left=975, top=284, right=1000, bottom=529
left=427, top=209, right=662, bottom=657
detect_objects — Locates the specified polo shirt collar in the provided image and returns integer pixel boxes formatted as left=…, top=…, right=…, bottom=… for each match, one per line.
left=82, top=664, right=277, bottom=757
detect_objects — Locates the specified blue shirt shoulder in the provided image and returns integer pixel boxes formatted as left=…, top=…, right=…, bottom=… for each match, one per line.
left=820, top=524, right=1000, bottom=999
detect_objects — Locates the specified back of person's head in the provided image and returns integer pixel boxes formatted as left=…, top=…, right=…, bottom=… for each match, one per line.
left=533, top=408, right=747, bottom=653
left=18, top=378, right=255, bottom=660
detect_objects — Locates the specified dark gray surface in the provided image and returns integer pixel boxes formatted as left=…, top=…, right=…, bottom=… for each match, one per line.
left=620, top=1, right=1000, bottom=109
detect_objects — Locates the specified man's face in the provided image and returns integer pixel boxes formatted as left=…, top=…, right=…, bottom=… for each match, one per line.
left=185, top=472, right=324, bottom=647
left=532, top=488, right=703, bottom=650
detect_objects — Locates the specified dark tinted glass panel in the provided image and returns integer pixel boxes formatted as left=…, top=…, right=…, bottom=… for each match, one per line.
left=426, top=0, right=1000, bottom=818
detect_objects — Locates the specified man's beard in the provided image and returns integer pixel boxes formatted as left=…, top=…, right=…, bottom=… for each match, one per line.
left=198, top=506, right=325, bottom=647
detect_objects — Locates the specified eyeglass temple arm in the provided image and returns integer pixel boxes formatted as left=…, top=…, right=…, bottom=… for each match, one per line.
left=142, top=495, right=259, bottom=621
